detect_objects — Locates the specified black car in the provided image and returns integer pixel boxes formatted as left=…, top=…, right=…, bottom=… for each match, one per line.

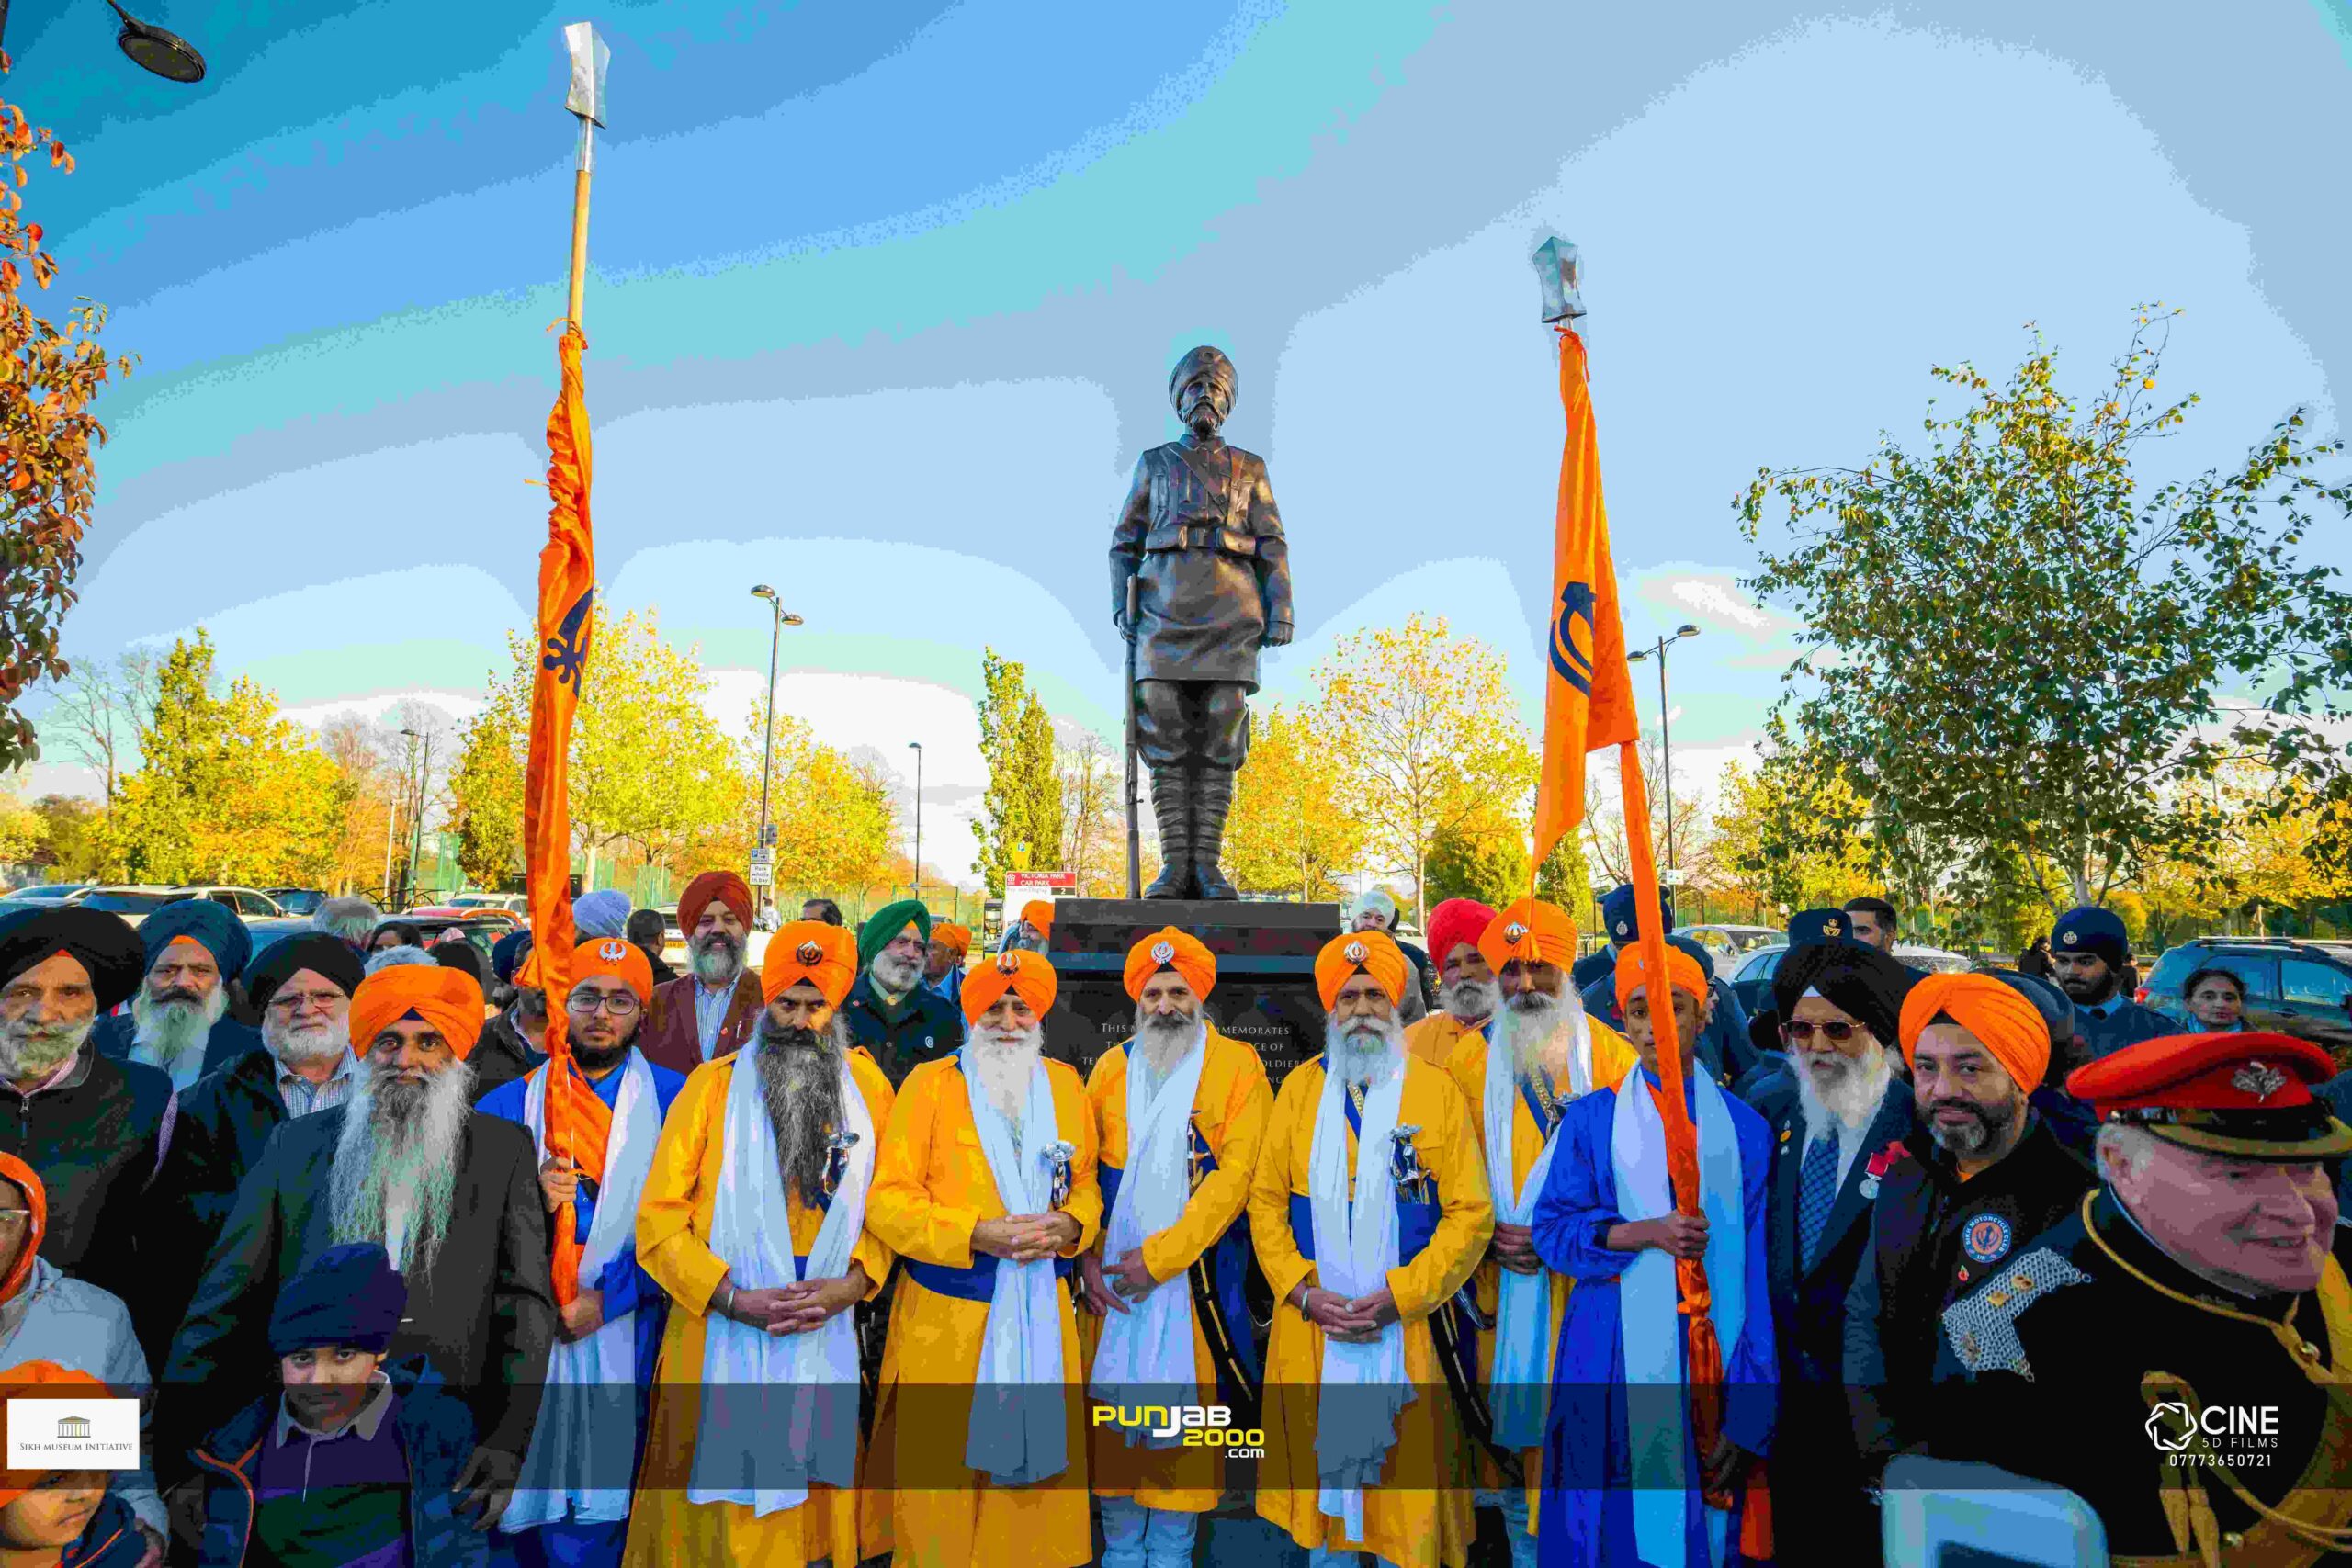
left=265, top=887, right=329, bottom=917
left=2141, top=939, right=2352, bottom=1055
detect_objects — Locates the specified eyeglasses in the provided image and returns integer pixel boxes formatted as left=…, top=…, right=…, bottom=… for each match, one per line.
left=1781, top=1019, right=1864, bottom=1045
left=268, top=990, right=345, bottom=1017
left=567, top=992, right=641, bottom=1017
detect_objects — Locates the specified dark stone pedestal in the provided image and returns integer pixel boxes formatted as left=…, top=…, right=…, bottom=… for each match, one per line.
left=1040, top=898, right=1340, bottom=1089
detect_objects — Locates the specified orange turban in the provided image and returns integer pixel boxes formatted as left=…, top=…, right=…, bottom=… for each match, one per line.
left=1020, top=900, right=1055, bottom=933
left=1315, top=930, right=1409, bottom=1012
left=348, top=964, right=486, bottom=1059
left=1899, top=972, right=2050, bottom=1092
left=1124, top=927, right=1216, bottom=1003
left=0, top=1361, right=109, bottom=1508
left=932, top=922, right=973, bottom=957
left=761, top=922, right=858, bottom=1010
left=678, top=871, right=752, bottom=936
left=963, top=948, right=1058, bottom=1025
left=566, top=936, right=653, bottom=1007
left=0, top=1156, right=44, bottom=1309
left=1614, top=942, right=1707, bottom=1015
left=1478, top=897, right=1579, bottom=977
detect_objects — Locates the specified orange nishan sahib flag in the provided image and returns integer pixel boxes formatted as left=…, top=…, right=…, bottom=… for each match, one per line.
left=526, top=324, right=598, bottom=1307
left=1531, top=326, right=1636, bottom=869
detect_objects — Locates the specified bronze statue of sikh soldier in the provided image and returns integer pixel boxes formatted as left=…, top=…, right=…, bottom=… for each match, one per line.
left=1110, top=345, right=1294, bottom=899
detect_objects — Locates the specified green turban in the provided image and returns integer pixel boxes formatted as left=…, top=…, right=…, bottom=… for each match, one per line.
left=857, top=899, right=932, bottom=970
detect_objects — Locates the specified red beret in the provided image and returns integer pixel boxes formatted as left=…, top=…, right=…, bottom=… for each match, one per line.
left=2066, top=1031, right=2352, bottom=1160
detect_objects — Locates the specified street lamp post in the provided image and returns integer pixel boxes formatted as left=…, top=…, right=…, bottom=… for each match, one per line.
left=907, top=741, right=923, bottom=905
left=749, top=586, right=803, bottom=917
left=0, top=1, right=209, bottom=80
left=1626, top=624, right=1702, bottom=878
left=388, top=727, right=418, bottom=903
left=406, top=729, right=436, bottom=909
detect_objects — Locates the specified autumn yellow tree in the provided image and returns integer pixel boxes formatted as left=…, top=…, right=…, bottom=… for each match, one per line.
left=1315, top=614, right=1534, bottom=926
left=1225, top=705, right=1363, bottom=901
left=737, top=705, right=897, bottom=893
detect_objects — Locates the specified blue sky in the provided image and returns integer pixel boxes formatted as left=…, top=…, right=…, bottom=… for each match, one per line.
left=13, top=0, right=2351, bottom=878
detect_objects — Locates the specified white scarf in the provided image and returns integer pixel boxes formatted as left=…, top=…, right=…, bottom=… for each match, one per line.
left=1483, top=1007, right=1593, bottom=1450
left=687, top=1039, right=875, bottom=1516
left=1610, top=1059, right=1747, bottom=1568
left=503, top=1051, right=662, bottom=1529
left=1088, top=1028, right=1210, bottom=1440
left=1308, top=1050, right=1414, bottom=1544
left=964, top=1051, right=1069, bottom=1484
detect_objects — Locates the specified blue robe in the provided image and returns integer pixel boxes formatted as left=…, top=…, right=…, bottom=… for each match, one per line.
left=478, top=1051, right=686, bottom=1568
left=1531, top=1069, right=1777, bottom=1568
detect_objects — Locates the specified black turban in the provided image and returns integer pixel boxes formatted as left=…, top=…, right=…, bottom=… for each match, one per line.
left=1771, top=941, right=1915, bottom=1048
left=0, top=908, right=143, bottom=1012
left=242, top=933, right=365, bottom=1014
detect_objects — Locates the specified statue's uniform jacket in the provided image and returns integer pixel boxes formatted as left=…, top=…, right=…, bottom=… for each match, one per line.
left=1111, top=434, right=1294, bottom=690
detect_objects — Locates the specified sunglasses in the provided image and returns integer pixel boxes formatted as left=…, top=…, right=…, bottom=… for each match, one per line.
left=1781, top=1019, right=1863, bottom=1045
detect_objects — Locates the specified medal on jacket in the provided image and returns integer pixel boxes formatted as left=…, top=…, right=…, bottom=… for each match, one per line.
left=1043, top=1139, right=1078, bottom=1209
left=820, top=1129, right=859, bottom=1201
left=1390, top=1124, right=1431, bottom=1203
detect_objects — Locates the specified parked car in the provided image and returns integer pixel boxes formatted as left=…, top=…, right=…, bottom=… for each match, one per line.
left=0, top=882, right=91, bottom=908
left=1728, top=941, right=1972, bottom=1016
left=1679, top=924, right=1782, bottom=968
left=170, top=886, right=289, bottom=920
left=64, top=885, right=195, bottom=929
left=263, top=887, right=328, bottom=917
left=2139, top=939, right=2352, bottom=1055
left=446, top=891, right=527, bottom=917
left=403, top=904, right=522, bottom=930
left=396, top=912, right=527, bottom=963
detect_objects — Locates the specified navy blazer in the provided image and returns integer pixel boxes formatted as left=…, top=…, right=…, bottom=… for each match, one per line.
left=1762, top=1073, right=1917, bottom=1384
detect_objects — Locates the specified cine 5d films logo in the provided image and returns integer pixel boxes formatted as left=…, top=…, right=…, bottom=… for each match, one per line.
left=2143, top=1401, right=2282, bottom=1467
left=6, top=1398, right=140, bottom=1470
left=1091, top=1403, right=1265, bottom=1459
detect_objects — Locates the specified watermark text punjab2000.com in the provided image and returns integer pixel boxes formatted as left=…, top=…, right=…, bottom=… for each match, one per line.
left=1091, top=1404, right=1265, bottom=1459
left=2144, top=1402, right=2281, bottom=1469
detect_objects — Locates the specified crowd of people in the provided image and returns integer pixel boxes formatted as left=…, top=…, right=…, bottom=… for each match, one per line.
left=0, top=866, right=2341, bottom=1568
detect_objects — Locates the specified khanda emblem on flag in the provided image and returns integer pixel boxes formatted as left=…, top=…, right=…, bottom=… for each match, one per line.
left=1550, top=580, right=1599, bottom=696
left=543, top=588, right=594, bottom=688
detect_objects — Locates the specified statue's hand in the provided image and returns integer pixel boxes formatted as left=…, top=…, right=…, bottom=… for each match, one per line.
left=1261, top=621, right=1294, bottom=649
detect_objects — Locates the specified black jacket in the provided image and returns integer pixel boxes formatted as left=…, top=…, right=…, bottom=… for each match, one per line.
left=840, top=972, right=965, bottom=1088
left=0, top=1045, right=171, bottom=1305
left=468, top=1010, right=546, bottom=1103
left=89, top=1011, right=259, bottom=1081
left=1843, top=1112, right=2093, bottom=1461
left=160, top=1103, right=555, bottom=1478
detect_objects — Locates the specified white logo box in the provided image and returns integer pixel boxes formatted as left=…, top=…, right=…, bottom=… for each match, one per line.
left=6, top=1397, right=140, bottom=1471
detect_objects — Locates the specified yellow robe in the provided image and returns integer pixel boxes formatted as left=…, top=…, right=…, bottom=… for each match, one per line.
left=1444, top=1018, right=1638, bottom=1512
left=1248, top=1052, right=1495, bottom=1568
left=1080, top=1030, right=1273, bottom=1512
left=622, top=1047, right=898, bottom=1568
left=1403, top=1009, right=1487, bottom=1068
left=865, top=1054, right=1104, bottom=1568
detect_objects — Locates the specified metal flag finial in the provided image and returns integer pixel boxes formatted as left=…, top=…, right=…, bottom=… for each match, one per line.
left=1532, top=234, right=1585, bottom=325
left=563, top=22, right=609, bottom=129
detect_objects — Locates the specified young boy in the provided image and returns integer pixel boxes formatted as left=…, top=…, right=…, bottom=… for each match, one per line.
left=0, top=1362, right=143, bottom=1568
left=187, top=1244, right=487, bottom=1568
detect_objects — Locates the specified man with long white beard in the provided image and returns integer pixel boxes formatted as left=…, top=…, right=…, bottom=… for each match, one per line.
left=624, top=922, right=897, bottom=1568
left=1250, top=930, right=1492, bottom=1568
left=1749, top=939, right=1914, bottom=1563
left=868, top=948, right=1102, bottom=1568
left=1080, top=926, right=1271, bottom=1568
left=1403, top=899, right=1498, bottom=1067
left=1442, top=900, right=1634, bottom=1568
left=147, top=933, right=368, bottom=1364
left=89, top=899, right=258, bottom=1089
left=640, top=872, right=763, bottom=1075
left=479, top=937, right=686, bottom=1568
left=842, top=898, right=966, bottom=1087
left=164, top=963, right=556, bottom=1520
left=0, top=908, right=168, bottom=1309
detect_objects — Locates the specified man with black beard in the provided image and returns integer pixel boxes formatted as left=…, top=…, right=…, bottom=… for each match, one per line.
left=1751, top=940, right=1916, bottom=1563
left=628, top=921, right=897, bottom=1566
left=0, top=908, right=169, bottom=1309
left=146, top=933, right=368, bottom=1364
left=1843, top=973, right=2090, bottom=1472
left=479, top=937, right=686, bottom=1568
left=164, top=962, right=555, bottom=1519
left=89, top=898, right=258, bottom=1089
left=841, top=898, right=965, bottom=1088
left=2048, top=904, right=2178, bottom=1059
left=640, top=872, right=763, bottom=1075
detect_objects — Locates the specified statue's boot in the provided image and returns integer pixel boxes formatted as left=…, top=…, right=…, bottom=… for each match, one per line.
left=1192, top=766, right=1239, bottom=900
left=1144, top=767, right=1195, bottom=898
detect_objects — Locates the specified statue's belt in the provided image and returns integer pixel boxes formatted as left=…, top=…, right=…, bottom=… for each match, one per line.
left=1148, top=525, right=1258, bottom=557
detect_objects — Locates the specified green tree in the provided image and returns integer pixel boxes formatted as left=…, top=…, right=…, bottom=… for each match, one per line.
left=1316, top=614, right=1535, bottom=927
left=972, top=649, right=1064, bottom=897
left=100, top=630, right=350, bottom=884
left=27, top=793, right=102, bottom=879
left=1709, top=747, right=1876, bottom=915
left=741, top=706, right=897, bottom=893
left=0, top=784, right=40, bottom=866
left=1422, top=807, right=1530, bottom=909
left=1225, top=705, right=1364, bottom=902
left=0, top=89, right=134, bottom=773
left=1740, top=310, right=2352, bottom=915
left=448, top=693, right=526, bottom=891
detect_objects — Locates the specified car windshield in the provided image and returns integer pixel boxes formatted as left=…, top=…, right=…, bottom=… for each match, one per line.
left=4, top=886, right=78, bottom=902
left=78, top=891, right=181, bottom=914
left=1736, top=949, right=1784, bottom=983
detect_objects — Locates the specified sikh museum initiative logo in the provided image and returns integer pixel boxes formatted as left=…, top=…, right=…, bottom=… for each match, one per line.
left=6, top=1397, right=139, bottom=1470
